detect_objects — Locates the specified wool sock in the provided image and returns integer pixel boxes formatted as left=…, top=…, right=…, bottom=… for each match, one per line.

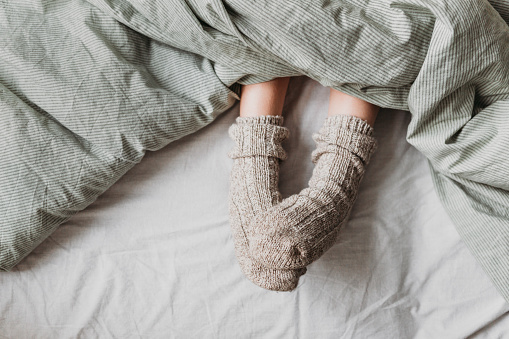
left=227, top=115, right=306, bottom=291
left=248, top=114, right=377, bottom=269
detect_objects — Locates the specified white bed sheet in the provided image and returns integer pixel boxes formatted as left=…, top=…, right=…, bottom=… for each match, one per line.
left=1, top=77, right=508, bottom=338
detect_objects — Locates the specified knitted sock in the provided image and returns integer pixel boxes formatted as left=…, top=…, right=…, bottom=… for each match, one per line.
left=248, top=114, right=377, bottom=269
left=227, top=115, right=306, bottom=291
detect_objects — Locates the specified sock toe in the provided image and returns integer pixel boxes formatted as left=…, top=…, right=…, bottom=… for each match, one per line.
left=244, top=259, right=307, bottom=291
left=250, top=232, right=311, bottom=269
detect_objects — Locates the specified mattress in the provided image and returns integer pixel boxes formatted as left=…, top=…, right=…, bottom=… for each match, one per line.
left=1, top=77, right=507, bottom=337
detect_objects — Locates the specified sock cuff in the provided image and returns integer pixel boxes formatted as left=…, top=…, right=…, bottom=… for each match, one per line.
left=234, top=115, right=285, bottom=126
left=228, top=116, right=289, bottom=160
left=311, top=114, right=377, bottom=164
left=322, top=114, right=374, bottom=136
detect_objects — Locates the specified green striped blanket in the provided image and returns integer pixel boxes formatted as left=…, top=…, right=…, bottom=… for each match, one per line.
left=1, top=0, right=509, bottom=301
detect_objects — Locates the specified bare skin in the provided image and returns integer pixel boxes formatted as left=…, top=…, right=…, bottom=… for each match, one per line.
left=327, top=88, right=379, bottom=126
left=239, top=77, right=380, bottom=126
left=239, top=77, right=290, bottom=117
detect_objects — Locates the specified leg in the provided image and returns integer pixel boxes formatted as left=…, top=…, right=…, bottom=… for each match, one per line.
left=239, top=77, right=290, bottom=117
left=227, top=77, right=306, bottom=291
left=248, top=89, right=379, bottom=269
left=327, top=88, right=379, bottom=124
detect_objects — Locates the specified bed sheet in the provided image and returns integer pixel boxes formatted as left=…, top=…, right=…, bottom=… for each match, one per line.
left=1, top=77, right=508, bottom=338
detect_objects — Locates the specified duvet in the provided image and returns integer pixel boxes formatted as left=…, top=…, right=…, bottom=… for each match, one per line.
left=1, top=0, right=509, bottom=302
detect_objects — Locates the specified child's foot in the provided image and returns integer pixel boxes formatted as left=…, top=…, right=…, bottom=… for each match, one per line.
left=228, top=115, right=306, bottom=291
left=248, top=115, right=377, bottom=269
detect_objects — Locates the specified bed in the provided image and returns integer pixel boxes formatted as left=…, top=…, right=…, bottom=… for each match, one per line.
left=3, top=0, right=509, bottom=336
left=1, top=77, right=508, bottom=337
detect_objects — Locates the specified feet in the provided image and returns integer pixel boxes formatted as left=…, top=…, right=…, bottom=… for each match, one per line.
left=227, top=114, right=377, bottom=290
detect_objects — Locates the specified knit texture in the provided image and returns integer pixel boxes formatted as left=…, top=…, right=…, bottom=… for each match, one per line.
left=227, top=115, right=306, bottom=291
left=248, top=115, right=377, bottom=269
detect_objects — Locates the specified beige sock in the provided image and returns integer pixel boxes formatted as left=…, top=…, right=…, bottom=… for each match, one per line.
left=248, top=114, right=377, bottom=269
left=227, top=115, right=306, bottom=291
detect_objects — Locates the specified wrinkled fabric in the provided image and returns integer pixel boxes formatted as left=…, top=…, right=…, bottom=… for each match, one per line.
left=1, top=0, right=509, bottom=302
left=1, top=82, right=508, bottom=337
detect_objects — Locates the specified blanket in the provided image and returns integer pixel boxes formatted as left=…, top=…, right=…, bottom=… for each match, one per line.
left=1, top=0, right=509, bottom=302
